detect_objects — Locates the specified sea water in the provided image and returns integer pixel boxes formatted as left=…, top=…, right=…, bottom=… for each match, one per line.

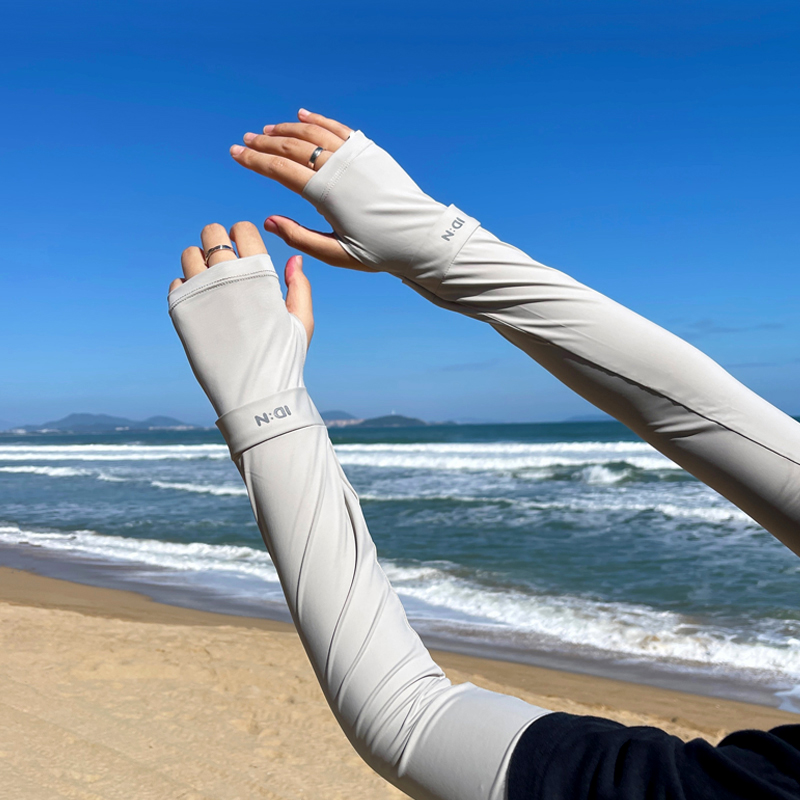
left=2, top=422, right=799, bottom=709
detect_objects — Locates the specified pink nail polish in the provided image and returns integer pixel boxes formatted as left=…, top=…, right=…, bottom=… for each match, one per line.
left=263, top=124, right=275, bottom=133
left=243, top=132, right=256, bottom=143
left=230, top=145, right=244, bottom=156
left=298, top=108, right=309, bottom=118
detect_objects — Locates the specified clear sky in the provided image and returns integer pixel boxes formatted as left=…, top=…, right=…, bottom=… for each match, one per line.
left=2, top=0, right=798, bottom=426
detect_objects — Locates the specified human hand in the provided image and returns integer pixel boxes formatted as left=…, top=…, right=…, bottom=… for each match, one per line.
left=169, top=220, right=313, bottom=346
left=230, top=110, right=366, bottom=270
left=167, top=221, right=313, bottom=420
left=230, top=110, right=478, bottom=290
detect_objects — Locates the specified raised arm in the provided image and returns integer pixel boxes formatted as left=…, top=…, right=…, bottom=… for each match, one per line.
left=230, top=113, right=800, bottom=554
left=168, top=223, right=550, bottom=800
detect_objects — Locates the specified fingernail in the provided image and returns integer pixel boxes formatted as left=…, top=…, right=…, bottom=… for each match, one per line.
left=264, top=217, right=278, bottom=233
left=230, top=144, right=244, bottom=156
left=298, top=108, right=309, bottom=118
left=243, top=132, right=257, bottom=143
left=263, top=124, right=275, bottom=133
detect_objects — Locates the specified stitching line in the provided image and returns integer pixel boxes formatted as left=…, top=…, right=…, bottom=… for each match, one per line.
left=317, top=139, right=373, bottom=204
left=486, top=313, right=800, bottom=469
left=433, top=216, right=482, bottom=293
left=169, top=271, right=278, bottom=311
left=232, top=421, right=326, bottom=461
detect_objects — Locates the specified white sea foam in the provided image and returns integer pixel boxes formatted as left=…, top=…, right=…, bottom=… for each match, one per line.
left=359, top=489, right=754, bottom=526
left=1, top=523, right=795, bottom=680
left=0, top=444, right=229, bottom=462
left=578, top=465, right=631, bottom=485
left=334, top=441, right=679, bottom=472
left=0, top=460, right=245, bottom=498
left=0, top=441, right=677, bottom=474
left=382, top=562, right=800, bottom=677
left=150, top=481, right=248, bottom=497
left=0, top=524, right=278, bottom=580
left=0, top=465, right=91, bottom=477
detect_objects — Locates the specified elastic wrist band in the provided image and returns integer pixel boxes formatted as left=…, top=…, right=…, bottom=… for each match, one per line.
left=216, top=387, right=324, bottom=460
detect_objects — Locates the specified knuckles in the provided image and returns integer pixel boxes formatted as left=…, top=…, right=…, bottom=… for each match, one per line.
left=268, top=156, right=290, bottom=174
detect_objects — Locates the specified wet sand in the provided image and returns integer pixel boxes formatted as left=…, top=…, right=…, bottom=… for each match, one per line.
left=2, top=567, right=796, bottom=799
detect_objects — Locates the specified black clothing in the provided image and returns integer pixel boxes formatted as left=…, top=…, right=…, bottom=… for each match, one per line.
left=508, top=712, right=800, bottom=799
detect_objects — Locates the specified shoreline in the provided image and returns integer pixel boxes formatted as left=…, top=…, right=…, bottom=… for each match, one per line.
left=4, top=565, right=797, bottom=797
left=2, top=565, right=795, bottom=736
left=0, top=540, right=793, bottom=711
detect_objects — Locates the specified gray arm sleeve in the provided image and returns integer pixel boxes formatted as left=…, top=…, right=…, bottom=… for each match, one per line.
left=303, top=131, right=800, bottom=554
left=168, top=256, right=550, bottom=800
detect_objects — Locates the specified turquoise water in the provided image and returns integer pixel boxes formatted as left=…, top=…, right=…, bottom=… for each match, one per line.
left=2, top=422, right=799, bottom=705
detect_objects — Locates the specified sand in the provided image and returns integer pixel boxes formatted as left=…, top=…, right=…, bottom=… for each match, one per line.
left=1, top=567, right=796, bottom=799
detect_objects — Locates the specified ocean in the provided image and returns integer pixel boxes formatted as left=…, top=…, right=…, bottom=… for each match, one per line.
left=2, top=421, right=799, bottom=711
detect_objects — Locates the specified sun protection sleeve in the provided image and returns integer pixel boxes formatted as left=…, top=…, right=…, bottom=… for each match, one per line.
left=168, top=255, right=551, bottom=800
left=303, top=132, right=800, bottom=555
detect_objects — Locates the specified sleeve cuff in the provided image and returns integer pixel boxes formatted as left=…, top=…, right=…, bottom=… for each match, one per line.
left=216, top=387, right=325, bottom=460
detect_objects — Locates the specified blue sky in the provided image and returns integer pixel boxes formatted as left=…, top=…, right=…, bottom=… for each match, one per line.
left=1, top=0, right=798, bottom=425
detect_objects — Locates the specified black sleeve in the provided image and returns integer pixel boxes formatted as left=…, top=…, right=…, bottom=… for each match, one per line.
left=507, top=712, right=800, bottom=800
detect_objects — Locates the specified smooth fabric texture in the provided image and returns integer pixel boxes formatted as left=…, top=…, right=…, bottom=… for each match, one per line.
left=216, top=387, right=324, bottom=460
left=303, top=130, right=800, bottom=555
left=508, top=712, right=800, bottom=800
left=171, top=131, right=800, bottom=800
left=169, top=254, right=551, bottom=800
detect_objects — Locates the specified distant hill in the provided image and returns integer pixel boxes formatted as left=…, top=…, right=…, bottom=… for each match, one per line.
left=319, top=410, right=429, bottom=429
left=17, top=413, right=199, bottom=433
left=320, top=410, right=358, bottom=421
left=355, top=414, right=427, bottom=428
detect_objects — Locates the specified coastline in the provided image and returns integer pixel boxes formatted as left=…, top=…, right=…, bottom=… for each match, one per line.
left=1, top=540, right=794, bottom=711
left=3, top=567, right=797, bottom=797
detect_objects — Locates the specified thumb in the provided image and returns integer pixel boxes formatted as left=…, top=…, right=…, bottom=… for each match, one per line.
left=265, top=215, right=374, bottom=272
left=284, top=255, right=314, bottom=348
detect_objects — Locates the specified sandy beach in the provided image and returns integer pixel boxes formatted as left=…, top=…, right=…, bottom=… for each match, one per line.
left=2, top=567, right=796, bottom=799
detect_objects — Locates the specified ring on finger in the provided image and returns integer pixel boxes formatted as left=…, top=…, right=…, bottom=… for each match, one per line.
left=204, top=244, right=236, bottom=265
left=308, top=146, right=325, bottom=169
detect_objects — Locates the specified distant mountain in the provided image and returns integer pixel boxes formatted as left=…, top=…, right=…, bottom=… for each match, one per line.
left=319, top=410, right=429, bottom=429
left=355, top=414, right=427, bottom=428
left=320, top=410, right=358, bottom=421
left=17, top=413, right=199, bottom=433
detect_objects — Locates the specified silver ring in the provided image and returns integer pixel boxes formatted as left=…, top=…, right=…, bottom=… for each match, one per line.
left=308, top=146, right=325, bottom=169
left=204, top=244, right=235, bottom=265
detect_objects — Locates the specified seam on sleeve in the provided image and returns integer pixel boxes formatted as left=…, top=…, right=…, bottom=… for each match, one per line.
left=316, top=139, right=374, bottom=204
left=487, top=314, right=800, bottom=471
left=168, top=271, right=278, bottom=311
left=432, top=223, right=483, bottom=293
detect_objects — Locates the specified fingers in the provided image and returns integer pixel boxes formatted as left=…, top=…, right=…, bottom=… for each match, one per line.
left=231, top=110, right=352, bottom=192
left=181, top=246, right=206, bottom=280
left=264, top=215, right=372, bottom=271
left=201, top=223, right=238, bottom=268
left=259, top=123, right=344, bottom=152
left=284, top=255, right=314, bottom=347
left=242, top=132, right=333, bottom=172
left=230, top=146, right=312, bottom=194
left=297, top=108, right=352, bottom=140
left=170, top=222, right=266, bottom=294
left=230, top=221, right=267, bottom=258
